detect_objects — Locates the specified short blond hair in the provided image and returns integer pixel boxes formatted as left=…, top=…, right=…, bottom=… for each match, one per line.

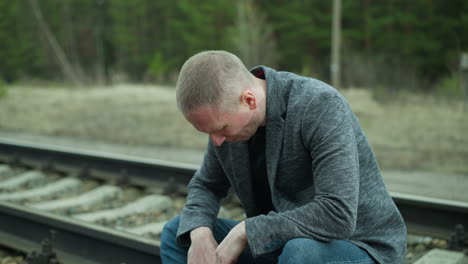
left=176, top=50, right=254, bottom=116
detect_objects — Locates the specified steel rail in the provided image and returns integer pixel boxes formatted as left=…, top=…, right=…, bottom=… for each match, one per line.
left=391, top=192, right=468, bottom=238
left=0, top=201, right=161, bottom=264
left=0, top=138, right=199, bottom=263
left=0, top=137, right=197, bottom=187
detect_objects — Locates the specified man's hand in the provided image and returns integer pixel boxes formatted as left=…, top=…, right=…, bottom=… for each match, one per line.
left=215, top=221, right=247, bottom=264
left=188, top=226, right=218, bottom=264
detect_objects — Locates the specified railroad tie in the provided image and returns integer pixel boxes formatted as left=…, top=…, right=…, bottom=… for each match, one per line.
left=0, top=178, right=81, bottom=201
left=123, top=221, right=167, bottom=236
left=29, top=185, right=120, bottom=211
left=413, top=248, right=464, bottom=264
left=218, top=206, right=245, bottom=220
left=0, top=165, right=13, bottom=179
left=0, top=170, right=44, bottom=190
left=73, top=195, right=172, bottom=223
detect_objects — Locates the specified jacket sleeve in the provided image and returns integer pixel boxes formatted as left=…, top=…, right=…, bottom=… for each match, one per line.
left=245, top=93, right=360, bottom=257
left=176, top=139, right=231, bottom=246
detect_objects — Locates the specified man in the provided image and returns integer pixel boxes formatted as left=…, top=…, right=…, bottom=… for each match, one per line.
left=160, top=50, right=407, bottom=264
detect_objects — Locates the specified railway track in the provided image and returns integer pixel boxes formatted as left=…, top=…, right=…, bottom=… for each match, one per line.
left=0, top=244, right=25, bottom=264
left=0, top=138, right=467, bottom=264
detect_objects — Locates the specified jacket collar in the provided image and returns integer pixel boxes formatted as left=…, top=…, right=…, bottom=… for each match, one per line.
left=251, top=66, right=287, bottom=193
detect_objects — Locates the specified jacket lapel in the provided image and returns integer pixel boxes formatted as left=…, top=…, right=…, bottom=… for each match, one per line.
left=261, top=66, right=288, bottom=198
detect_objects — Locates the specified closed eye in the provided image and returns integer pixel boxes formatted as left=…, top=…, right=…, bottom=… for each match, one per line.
left=213, top=125, right=227, bottom=133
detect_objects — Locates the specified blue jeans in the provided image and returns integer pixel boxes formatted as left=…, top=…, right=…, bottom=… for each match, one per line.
left=160, top=215, right=375, bottom=264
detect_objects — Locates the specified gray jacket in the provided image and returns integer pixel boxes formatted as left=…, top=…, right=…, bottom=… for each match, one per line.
left=176, top=66, right=407, bottom=264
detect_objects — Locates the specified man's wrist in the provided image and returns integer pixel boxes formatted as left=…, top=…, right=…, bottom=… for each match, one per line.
left=238, top=221, right=247, bottom=241
left=190, top=226, right=213, bottom=242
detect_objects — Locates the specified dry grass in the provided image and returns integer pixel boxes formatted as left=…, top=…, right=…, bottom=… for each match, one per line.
left=342, top=88, right=468, bottom=174
left=0, top=84, right=207, bottom=149
left=0, top=84, right=467, bottom=174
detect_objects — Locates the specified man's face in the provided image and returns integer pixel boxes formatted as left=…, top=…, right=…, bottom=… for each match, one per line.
left=185, top=103, right=258, bottom=147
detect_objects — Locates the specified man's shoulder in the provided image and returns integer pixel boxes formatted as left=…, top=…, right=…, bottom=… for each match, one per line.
left=262, top=66, right=350, bottom=118
left=269, top=69, right=339, bottom=99
left=283, top=75, right=345, bottom=109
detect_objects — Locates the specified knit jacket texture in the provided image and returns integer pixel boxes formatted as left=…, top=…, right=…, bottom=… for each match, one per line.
left=176, top=66, right=407, bottom=264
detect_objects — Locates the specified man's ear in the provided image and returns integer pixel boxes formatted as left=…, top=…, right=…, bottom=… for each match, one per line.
left=241, top=90, right=257, bottom=110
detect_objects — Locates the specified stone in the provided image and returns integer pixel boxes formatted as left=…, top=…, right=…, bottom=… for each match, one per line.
left=414, top=249, right=464, bottom=264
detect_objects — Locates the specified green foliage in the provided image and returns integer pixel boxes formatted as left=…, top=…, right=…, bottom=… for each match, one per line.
left=0, top=0, right=466, bottom=88
left=109, top=0, right=235, bottom=80
left=226, top=0, right=278, bottom=69
left=148, top=52, right=170, bottom=80
left=170, top=0, right=236, bottom=61
left=0, top=78, right=6, bottom=98
left=0, top=1, right=43, bottom=81
left=259, top=0, right=331, bottom=76
left=435, top=75, right=463, bottom=98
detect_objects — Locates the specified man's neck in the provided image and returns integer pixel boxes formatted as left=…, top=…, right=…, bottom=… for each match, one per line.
left=255, top=78, right=267, bottom=126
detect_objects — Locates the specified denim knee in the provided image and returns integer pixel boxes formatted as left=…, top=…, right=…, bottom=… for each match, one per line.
left=278, top=239, right=375, bottom=264
left=278, top=238, right=317, bottom=263
left=160, top=215, right=190, bottom=264
left=163, top=216, right=181, bottom=235
left=160, top=215, right=181, bottom=251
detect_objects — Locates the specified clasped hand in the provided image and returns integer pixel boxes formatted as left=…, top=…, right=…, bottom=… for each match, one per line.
left=188, top=221, right=247, bottom=264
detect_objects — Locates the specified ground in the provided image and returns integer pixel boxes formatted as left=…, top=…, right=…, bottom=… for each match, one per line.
left=1, top=84, right=467, bottom=175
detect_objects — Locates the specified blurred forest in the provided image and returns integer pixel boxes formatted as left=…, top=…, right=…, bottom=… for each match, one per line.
left=0, top=0, right=467, bottom=94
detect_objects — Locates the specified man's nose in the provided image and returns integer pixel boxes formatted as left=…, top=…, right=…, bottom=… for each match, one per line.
left=210, top=134, right=226, bottom=146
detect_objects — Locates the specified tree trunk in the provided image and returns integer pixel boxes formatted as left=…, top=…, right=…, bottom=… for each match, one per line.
left=62, top=0, right=86, bottom=83
left=28, top=0, right=84, bottom=87
left=331, top=0, right=342, bottom=88
left=94, top=0, right=106, bottom=85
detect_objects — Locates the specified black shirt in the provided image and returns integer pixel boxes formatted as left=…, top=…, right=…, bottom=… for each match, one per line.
left=248, top=126, right=274, bottom=215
